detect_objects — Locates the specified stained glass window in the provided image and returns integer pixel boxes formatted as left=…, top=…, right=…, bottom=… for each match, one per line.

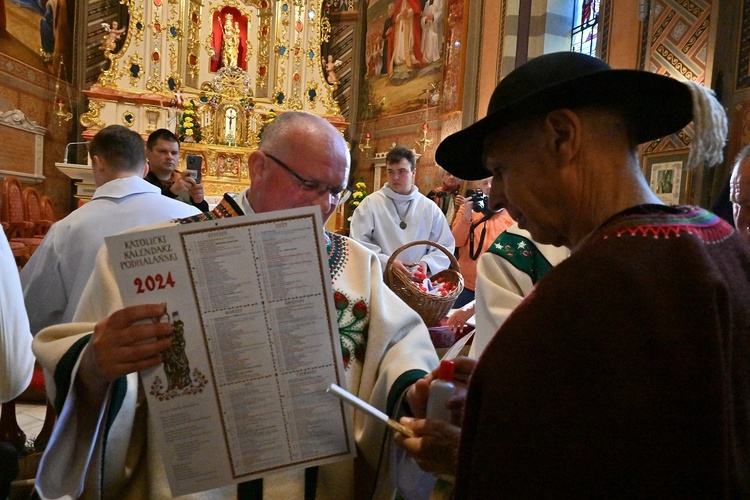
left=571, top=0, right=601, bottom=56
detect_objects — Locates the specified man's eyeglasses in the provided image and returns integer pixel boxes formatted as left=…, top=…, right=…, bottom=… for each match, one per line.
left=263, top=152, right=351, bottom=203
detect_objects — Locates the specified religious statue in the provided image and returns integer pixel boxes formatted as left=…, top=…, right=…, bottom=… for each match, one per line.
left=326, top=55, right=342, bottom=85
left=225, top=107, right=237, bottom=145
left=221, top=13, right=240, bottom=68
left=100, top=21, right=126, bottom=52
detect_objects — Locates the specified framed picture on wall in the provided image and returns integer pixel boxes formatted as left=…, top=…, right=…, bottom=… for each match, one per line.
left=643, top=150, right=692, bottom=205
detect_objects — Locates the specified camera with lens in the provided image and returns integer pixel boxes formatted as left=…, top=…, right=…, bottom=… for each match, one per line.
left=465, top=188, right=489, bottom=213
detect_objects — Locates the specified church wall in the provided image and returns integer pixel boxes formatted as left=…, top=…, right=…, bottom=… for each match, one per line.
left=352, top=0, right=473, bottom=204
left=528, top=0, right=573, bottom=57
left=0, top=0, right=76, bottom=217
left=477, top=0, right=504, bottom=120
left=605, top=0, right=641, bottom=69
left=0, top=54, right=74, bottom=218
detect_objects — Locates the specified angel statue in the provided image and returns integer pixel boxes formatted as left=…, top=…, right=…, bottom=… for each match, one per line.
left=326, top=55, right=343, bottom=85
left=101, top=21, right=126, bottom=52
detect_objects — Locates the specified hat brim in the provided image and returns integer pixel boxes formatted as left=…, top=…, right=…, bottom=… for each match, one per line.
left=436, top=69, right=693, bottom=181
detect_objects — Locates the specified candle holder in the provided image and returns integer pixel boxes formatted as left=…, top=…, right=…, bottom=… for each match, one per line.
left=359, top=131, right=372, bottom=154
left=415, top=121, right=432, bottom=152
left=52, top=57, right=72, bottom=126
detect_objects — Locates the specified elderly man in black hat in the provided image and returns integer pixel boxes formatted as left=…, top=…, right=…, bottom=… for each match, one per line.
left=396, top=52, right=750, bottom=498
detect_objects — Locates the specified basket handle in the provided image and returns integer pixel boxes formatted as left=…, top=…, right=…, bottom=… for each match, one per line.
left=384, top=240, right=460, bottom=282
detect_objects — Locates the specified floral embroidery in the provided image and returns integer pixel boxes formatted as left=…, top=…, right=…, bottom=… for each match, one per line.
left=326, top=232, right=368, bottom=368
left=334, top=289, right=369, bottom=369
left=326, top=231, right=349, bottom=283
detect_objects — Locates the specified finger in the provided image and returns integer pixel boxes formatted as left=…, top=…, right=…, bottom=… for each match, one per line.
left=95, top=321, right=174, bottom=352
left=406, top=378, right=431, bottom=418
left=88, top=328, right=173, bottom=381
left=108, top=303, right=168, bottom=328
left=451, top=356, right=477, bottom=383
left=99, top=350, right=169, bottom=380
left=115, top=335, right=172, bottom=365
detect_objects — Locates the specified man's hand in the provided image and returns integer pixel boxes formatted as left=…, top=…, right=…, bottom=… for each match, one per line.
left=397, top=357, right=478, bottom=477
left=400, top=260, right=429, bottom=282
left=454, top=195, right=467, bottom=209
left=405, top=356, right=477, bottom=422
left=394, top=417, right=461, bottom=478
left=405, top=377, right=432, bottom=419
left=170, top=171, right=205, bottom=204
left=168, top=171, right=191, bottom=197
left=77, top=304, right=173, bottom=405
left=461, top=198, right=474, bottom=221
left=188, top=179, right=205, bottom=204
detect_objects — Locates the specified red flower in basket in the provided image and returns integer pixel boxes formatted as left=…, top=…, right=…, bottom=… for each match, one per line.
left=413, top=267, right=427, bottom=281
left=352, top=300, right=367, bottom=319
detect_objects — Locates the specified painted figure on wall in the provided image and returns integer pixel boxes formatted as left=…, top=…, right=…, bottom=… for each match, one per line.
left=4, top=0, right=75, bottom=77
left=221, top=12, right=240, bottom=68
left=365, top=0, right=446, bottom=115
left=389, top=0, right=425, bottom=77
left=381, top=3, right=395, bottom=75
left=420, top=0, right=444, bottom=63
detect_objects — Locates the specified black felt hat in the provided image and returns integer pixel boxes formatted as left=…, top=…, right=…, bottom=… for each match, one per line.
left=436, top=52, right=693, bottom=180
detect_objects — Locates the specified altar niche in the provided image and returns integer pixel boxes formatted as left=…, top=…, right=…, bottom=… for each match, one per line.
left=218, top=103, right=241, bottom=146
left=209, top=7, right=248, bottom=73
left=198, top=66, right=259, bottom=148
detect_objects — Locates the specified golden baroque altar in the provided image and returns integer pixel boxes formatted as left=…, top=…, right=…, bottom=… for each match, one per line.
left=79, top=0, right=346, bottom=195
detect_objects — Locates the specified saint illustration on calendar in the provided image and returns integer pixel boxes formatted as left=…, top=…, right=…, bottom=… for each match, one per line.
left=149, top=305, right=208, bottom=400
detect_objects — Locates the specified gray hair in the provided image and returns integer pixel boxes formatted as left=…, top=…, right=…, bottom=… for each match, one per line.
left=731, top=144, right=750, bottom=181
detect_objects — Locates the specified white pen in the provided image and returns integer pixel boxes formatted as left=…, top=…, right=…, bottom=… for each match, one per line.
left=327, top=383, right=416, bottom=438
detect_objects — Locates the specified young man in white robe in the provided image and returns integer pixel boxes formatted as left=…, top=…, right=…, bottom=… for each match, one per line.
left=349, top=146, right=455, bottom=279
left=21, top=125, right=201, bottom=335
left=32, top=112, right=439, bottom=499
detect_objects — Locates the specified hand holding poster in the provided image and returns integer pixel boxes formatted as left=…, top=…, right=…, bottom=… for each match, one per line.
left=105, top=207, right=355, bottom=496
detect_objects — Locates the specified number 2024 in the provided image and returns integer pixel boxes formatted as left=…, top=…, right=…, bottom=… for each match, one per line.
left=134, top=272, right=176, bottom=294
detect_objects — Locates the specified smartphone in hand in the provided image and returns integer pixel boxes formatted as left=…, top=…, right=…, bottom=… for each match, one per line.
left=185, top=154, right=202, bottom=184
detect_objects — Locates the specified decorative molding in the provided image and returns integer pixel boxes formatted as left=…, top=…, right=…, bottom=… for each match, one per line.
left=0, top=170, right=44, bottom=184
left=638, top=0, right=652, bottom=70
left=599, top=0, right=612, bottom=60
left=736, top=0, right=750, bottom=90
left=0, top=110, right=47, bottom=181
left=0, top=110, right=47, bottom=135
left=497, top=0, right=505, bottom=80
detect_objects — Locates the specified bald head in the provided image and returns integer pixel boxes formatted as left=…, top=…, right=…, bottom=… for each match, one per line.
left=260, top=111, right=349, bottom=166
left=730, top=145, right=750, bottom=241
left=249, top=111, right=350, bottom=221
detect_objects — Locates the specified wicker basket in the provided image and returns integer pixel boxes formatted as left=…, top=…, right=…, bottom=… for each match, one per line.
left=384, top=240, right=464, bottom=327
